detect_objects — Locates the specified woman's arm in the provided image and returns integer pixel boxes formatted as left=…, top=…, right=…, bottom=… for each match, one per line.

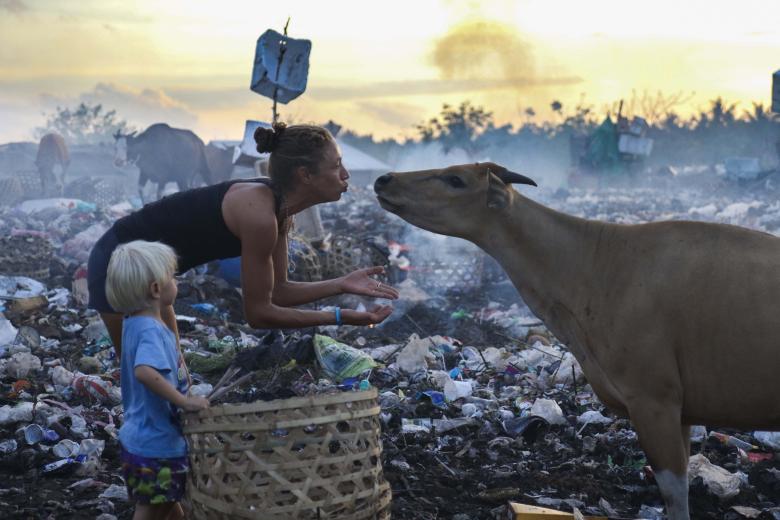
left=225, top=187, right=394, bottom=328
left=270, top=230, right=344, bottom=307
left=271, top=228, right=400, bottom=307
left=239, top=211, right=393, bottom=328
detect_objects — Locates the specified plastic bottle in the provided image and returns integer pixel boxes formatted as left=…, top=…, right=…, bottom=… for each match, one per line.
left=709, top=431, right=757, bottom=451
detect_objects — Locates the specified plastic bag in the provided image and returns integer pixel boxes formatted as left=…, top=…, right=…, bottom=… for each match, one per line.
left=313, top=334, right=376, bottom=382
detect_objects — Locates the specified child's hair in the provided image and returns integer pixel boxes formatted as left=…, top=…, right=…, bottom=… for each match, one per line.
left=105, top=240, right=178, bottom=313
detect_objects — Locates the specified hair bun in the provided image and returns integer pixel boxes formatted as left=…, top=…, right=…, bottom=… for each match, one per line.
left=254, top=122, right=287, bottom=154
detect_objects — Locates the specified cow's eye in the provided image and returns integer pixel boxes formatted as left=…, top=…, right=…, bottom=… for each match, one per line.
left=447, top=175, right=465, bottom=188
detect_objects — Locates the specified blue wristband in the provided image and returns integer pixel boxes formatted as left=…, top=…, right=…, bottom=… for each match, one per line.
left=334, top=307, right=342, bottom=326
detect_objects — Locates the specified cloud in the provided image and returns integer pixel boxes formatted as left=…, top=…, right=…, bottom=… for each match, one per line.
left=353, top=101, right=426, bottom=128
left=39, top=82, right=199, bottom=130
left=307, top=76, right=582, bottom=101
left=166, top=86, right=255, bottom=111
left=0, top=0, right=27, bottom=14
left=0, top=100, right=41, bottom=143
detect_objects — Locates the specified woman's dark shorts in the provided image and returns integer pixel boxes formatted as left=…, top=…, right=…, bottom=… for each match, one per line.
left=120, top=446, right=188, bottom=504
left=87, top=228, right=120, bottom=313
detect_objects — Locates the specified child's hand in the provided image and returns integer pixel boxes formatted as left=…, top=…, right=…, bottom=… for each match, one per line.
left=181, top=395, right=210, bottom=412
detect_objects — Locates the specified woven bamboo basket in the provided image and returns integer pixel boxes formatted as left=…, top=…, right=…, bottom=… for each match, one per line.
left=287, top=233, right=323, bottom=282
left=320, top=235, right=388, bottom=281
left=182, top=389, right=391, bottom=519
left=0, top=235, right=53, bottom=281
left=410, top=252, right=485, bottom=293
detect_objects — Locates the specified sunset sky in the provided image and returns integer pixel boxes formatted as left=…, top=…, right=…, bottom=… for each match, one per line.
left=1, top=0, right=778, bottom=144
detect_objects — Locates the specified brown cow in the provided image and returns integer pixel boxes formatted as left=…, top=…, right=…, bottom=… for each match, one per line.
left=375, top=162, right=780, bottom=520
left=36, top=133, right=70, bottom=194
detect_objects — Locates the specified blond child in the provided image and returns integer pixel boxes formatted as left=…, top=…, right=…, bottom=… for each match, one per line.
left=106, top=240, right=209, bottom=520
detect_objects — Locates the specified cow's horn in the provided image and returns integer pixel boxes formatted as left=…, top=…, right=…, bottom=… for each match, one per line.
left=498, top=170, right=537, bottom=187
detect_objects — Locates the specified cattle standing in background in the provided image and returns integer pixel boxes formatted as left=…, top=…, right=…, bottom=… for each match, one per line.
left=36, top=133, right=70, bottom=194
left=204, top=143, right=235, bottom=183
left=113, top=123, right=212, bottom=202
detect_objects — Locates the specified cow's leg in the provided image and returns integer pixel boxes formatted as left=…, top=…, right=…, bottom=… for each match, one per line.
left=38, top=166, right=47, bottom=193
left=60, top=160, right=69, bottom=188
left=629, top=401, right=690, bottom=520
left=138, top=171, right=148, bottom=204
left=681, top=424, right=691, bottom=460
left=156, top=181, right=165, bottom=200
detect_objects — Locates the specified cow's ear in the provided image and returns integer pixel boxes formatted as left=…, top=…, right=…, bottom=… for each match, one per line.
left=486, top=168, right=510, bottom=209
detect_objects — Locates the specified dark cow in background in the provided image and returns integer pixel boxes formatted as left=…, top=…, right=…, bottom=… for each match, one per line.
left=113, top=123, right=212, bottom=202
left=36, top=133, right=70, bottom=194
left=204, top=143, right=236, bottom=183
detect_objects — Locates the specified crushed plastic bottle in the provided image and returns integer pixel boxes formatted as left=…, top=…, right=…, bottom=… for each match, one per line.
left=42, top=454, right=87, bottom=475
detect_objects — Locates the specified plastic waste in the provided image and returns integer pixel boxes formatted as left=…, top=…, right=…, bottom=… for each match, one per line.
left=396, top=334, right=435, bottom=374
left=191, top=303, right=218, bottom=314
left=99, top=484, right=129, bottom=501
left=401, top=418, right=432, bottom=433
left=709, top=431, right=757, bottom=451
left=79, top=438, right=105, bottom=458
left=443, top=379, right=473, bottom=401
left=687, top=453, right=742, bottom=499
left=41, top=454, right=86, bottom=475
left=690, top=425, right=708, bottom=443
left=753, top=431, right=780, bottom=451
left=502, top=415, right=550, bottom=443
left=71, top=374, right=121, bottom=404
left=417, top=390, right=446, bottom=409
left=0, top=315, right=18, bottom=346
left=529, top=398, right=567, bottom=426
left=378, top=391, right=401, bottom=410
left=637, top=505, right=664, bottom=519
left=17, top=198, right=95, bottom=214
left=189, top=383, right=213, bottom=397
left=576, top=410, right=612, bottom=425
left=0, top=402, right=34, bottom=426
left=68, top=414, right=89, bottom=439
left=313, top=334, right=377, bottom=382
left=52, top=439, right=80, bottom=458
left=480, top=346, right=508, bottom=370
left=551, top=352, right=584, bottom=384
left=461, top=403, right=479, bottom=417
left=0, top=276, right=46, bottom=299
left=0, top=439, right=17, bottom=454
left=6, top=352, right=42, bottom=378
left=23, top=424, right=58, bottom=444
left=432, top=417, right=476, bottom=433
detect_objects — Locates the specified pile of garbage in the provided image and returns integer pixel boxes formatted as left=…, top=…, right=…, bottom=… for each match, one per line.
left=0, top=179, right=779, bottom=519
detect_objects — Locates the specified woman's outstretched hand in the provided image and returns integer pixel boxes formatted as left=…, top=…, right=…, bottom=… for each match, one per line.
left=342, top=305, right=394, bottom=326
left=340, top=266, right=400, bottom=300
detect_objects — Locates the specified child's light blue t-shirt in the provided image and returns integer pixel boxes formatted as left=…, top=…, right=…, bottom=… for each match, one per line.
left=118, top=315, right=188, bottom=458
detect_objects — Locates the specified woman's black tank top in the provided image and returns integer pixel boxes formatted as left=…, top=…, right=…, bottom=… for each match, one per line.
left=111, top=177, right=279, bottom=273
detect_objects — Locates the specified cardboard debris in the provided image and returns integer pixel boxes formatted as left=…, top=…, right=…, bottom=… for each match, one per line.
left=506, top=502, right=610, bottom=519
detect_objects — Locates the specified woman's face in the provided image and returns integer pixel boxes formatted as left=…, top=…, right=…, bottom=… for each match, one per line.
left=312, top=141, right=350, bottom=202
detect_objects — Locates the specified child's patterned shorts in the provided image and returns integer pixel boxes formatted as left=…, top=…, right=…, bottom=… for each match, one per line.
left=120, top=446, right=188, bottom=504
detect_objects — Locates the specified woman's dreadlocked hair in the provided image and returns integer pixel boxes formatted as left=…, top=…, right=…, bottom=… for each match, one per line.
left=253, top=122, right=334, bottom=231
left=254, top=122, right=334, bottom=198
